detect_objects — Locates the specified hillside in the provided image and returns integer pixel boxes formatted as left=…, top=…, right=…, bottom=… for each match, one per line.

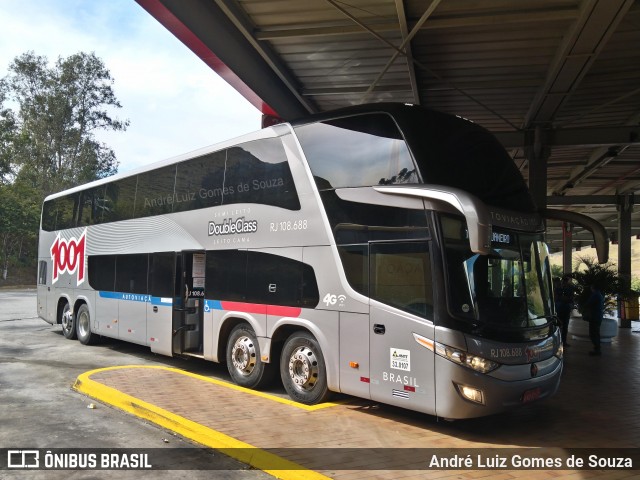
left=549, top=237, right=640, bottom=286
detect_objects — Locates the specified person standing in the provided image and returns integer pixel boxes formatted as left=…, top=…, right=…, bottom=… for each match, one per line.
left=556, top=275, right=574, bottom=347
left=586, top=285, right=604, bottom=356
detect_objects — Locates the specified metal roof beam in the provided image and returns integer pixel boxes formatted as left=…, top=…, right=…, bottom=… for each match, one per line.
left=137, top=0, right=311, bottom=119
left=360, top=0, right=440, bottom=103
left=524, top=0, right=634, bottom=127
left=547, top=195, right=637, bottom=206
left=213, top=0, right=317, bottom=115
left=254, top=8, right=578, bottom=40
left=395, top=0, right=420, bottom=105
left=494, top=125, right=640, bottom=149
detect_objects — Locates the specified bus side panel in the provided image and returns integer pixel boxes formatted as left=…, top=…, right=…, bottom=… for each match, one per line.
left=118, top=297, right=147, bottom=346
left=37, top=259, right=55, bottom=324
left=369, top=304, right=436, bottom=414
left=148, top=299, right=173, bottom=356
left=339, top=312, right=370, bottom=398
left=95, top=292, right=119, bottom=338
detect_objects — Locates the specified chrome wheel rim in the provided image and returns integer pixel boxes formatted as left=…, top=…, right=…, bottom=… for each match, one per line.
left=61, top=304, right=73, bottom=334
left=231, top=335, right=257, bottom=376
left=288, top=346, right=319, bottom=393
left=78, top=309, right=90, bottom=338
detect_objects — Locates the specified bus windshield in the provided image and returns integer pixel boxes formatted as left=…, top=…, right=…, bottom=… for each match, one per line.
left=441, top=216, right=554, bottom=332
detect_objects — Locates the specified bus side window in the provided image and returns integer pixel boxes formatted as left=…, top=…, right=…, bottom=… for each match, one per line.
left=205, top=251, right=247, bottom=302
left=149, top=253, right=175, bottom=298
left=115, top=254, right=148, bottom=294
left=88, top=255, right=116, bottom=292
left=38, top=261, right=47, bottom=285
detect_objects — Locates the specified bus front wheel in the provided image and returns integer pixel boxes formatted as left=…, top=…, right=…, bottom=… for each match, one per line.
left=226, top=324, right=274, bottom=389
left=60, top=301, right=76, bottom=340
left=280, top=332, right=330, bottom=404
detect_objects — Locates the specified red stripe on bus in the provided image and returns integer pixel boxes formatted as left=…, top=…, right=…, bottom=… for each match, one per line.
left=220, top=301, right=301, bottom=318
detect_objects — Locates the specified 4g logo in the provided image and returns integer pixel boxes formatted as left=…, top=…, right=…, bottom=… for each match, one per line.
left=322, top=293, right=347, bottom=307
left=50, top=230, right=87, bottom=285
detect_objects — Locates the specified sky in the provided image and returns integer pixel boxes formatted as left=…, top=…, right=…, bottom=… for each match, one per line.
left=0, top=0, right=262, bottom=172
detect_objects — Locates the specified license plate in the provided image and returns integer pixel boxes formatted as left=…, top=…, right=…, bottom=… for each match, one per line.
left=522, top=387, right=541, bottom=403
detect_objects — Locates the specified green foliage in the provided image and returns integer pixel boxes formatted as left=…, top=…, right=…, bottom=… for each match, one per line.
left=0, top=182, right=40, bottom=281
left=572, top=256, right=622, bottom=315
left=551, top=264, right=564, bottom=280
left=1, top=51, right=128, bottom=193
left=0, top=51, right=127, bottom=283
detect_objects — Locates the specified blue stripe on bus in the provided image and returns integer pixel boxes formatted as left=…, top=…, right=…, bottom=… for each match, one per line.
left=98, top=291, right=173, bottom=306
left=204, top=299, right=223, bottom=312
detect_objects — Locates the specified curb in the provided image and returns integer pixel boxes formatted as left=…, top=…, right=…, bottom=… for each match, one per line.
left=73, top=365, right=332, bottom=480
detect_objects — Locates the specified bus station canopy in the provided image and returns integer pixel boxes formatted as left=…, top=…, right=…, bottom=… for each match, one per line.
left=135, top=0, right=640, bottom=253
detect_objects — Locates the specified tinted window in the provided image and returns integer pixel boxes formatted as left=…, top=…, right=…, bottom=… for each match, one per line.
left=78, top=186, right=107, bottom=227
left=135, top=165, right=176, bottom=218
left=42, top=193, right=83, bottom=231
left=42, top=194, right=80, bottom=231
left=173, top=151, right=226, bottom=212
left=205, top=250, right=247, bottom=302
left=115, top=254, right=148, bottom=294
left=41, top=201, right=57, bottom=231
left=246, top=252, right=319, bottom=307
left=88, top=255, right=116, bottom=291
left=149, top=252, right=175, bottom=298
left=223, top=139, right=300, bottom=210
left=38, top=261, right=47, bottom=285
left=295, top=113, right=418, bottom=190
left=205, top=250, right=319, bottom=307
left=338, top=245, right=368, bottom=297
left=104, top=176, right=137, bottom=222
left=370, top=242, right=433, bottom=319
left=320, top=191, right=429, bottom=244
left=40, top=139, right=299, bottom=230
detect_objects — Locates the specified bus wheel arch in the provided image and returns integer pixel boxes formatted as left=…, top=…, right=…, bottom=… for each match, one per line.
left=75, top=302, right=97, bottom=345
left=58, top=297, right=76, bottom=340
left=225, top=322, right=275, bottom=389
left=280, top=330, right=331, bottom=405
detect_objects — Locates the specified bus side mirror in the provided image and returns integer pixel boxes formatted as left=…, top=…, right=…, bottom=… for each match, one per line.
left=540, top=209, right=609, bottom=264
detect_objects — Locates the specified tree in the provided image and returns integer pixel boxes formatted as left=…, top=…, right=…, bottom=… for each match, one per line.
left=0, top=51, right=128, bottom=283
left=0, top=88, right=16, bottom=183
left=0, top=182, right=40, bottom=280
left=2, top=51, right=128, bottom=194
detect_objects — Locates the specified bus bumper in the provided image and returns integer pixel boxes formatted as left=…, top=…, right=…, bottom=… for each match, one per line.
left=434, top=354, right=562, bottom=419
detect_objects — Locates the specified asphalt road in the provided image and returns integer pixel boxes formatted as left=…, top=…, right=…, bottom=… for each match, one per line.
left=0, top=288, right=273, bottom=480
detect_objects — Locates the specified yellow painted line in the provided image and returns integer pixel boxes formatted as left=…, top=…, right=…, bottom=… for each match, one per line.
left=77, top=365, right=342, bottom=410
left=167, top=366, right=343, bottom=411
left=73, top=366, right=331, bottom=480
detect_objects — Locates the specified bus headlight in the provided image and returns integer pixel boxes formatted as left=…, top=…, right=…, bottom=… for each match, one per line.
left=435, top=342, right=499, bottom=374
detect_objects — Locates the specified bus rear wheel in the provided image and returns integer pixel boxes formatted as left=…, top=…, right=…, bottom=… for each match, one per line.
left=60, top=301, right=76, bottom=340
left=280, top=332, right=330, bottom=404
left=226, top=324, right=274, bottom=389
left=76, top=304, right=97, bottom=345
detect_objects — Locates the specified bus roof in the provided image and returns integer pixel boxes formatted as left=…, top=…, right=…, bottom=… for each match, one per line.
left=291, top=103, right=536, bottom=214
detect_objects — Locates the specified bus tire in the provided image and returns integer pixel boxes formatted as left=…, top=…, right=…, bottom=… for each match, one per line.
left=76, top=304, right=97, bottom=345
left=60, top=301, right=77, bottom=340
left=226, top=324, right=274, bottom=389
left=280, top=331, right=330, bottom=404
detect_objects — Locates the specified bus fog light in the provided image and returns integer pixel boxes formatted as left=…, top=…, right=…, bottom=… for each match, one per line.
left=455, top=383, right=485, bottom=405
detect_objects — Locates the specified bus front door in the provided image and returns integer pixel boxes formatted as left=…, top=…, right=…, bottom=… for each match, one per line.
left=172, top=251, right=205, bottom=356
left=368, top=241, right=436, bottom=414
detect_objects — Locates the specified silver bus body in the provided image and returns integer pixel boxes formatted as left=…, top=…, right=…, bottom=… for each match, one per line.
left=37, top=104, right=581, bottom=419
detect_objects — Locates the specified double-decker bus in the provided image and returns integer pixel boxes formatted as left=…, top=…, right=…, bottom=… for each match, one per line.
left=37, top=103, right=607, bottom=419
